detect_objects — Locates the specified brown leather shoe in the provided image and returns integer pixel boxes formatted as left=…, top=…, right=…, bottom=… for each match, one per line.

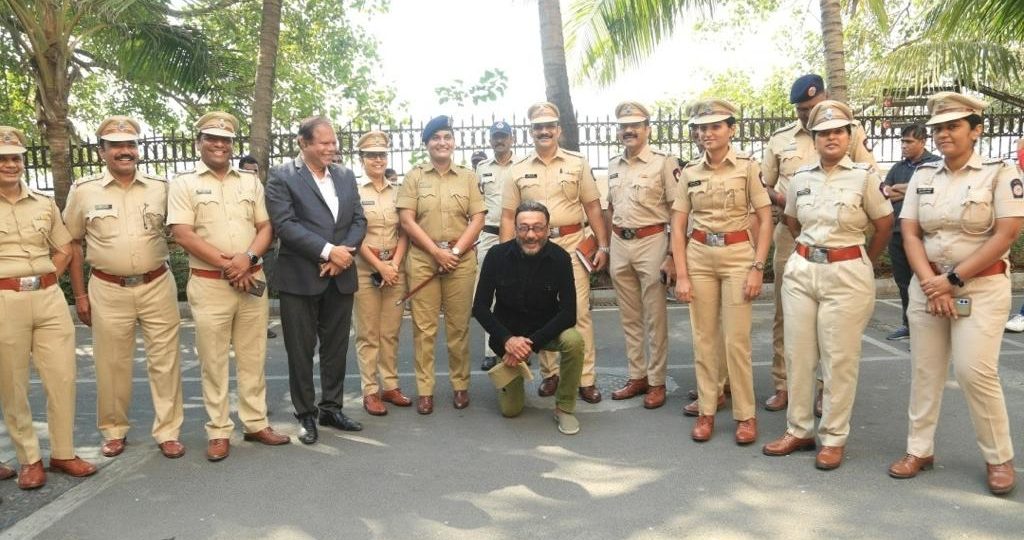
left=0, top=464, right=16, bottom=481
left=381, top=387, right=412, bottom=407
left=764, top=390, right=788, bottom=412
left=158, top=440, right=186, bottom=459
left=363, top=394, right=387, bottom=416
left=762, top=433, right=816, bottom=456
left=888, top=454, right=934, bottom=479
left=643, top=385, right=666, bottom=409
left=207, top=438, right=230, bottom=461
left=735, top=418, right=757, bottom=445
left=611, top=378, right=649, bottom=400
left=815, top=445, right=845, bottom=470
left=417, top=395, right=434, bottom=415
left=987, top=460, right=1016, bottom=495
left=17, top=461, right=45, bottom=490
left=814, top=389, right=823, bottom=418
left=101, top=437, right=126, bottom=457
left=683, top=393, right=726, bottom=417
left=453, top=390, right=470, bottom=409
left=49, top=456, right=97, bottom=477
left=578, top=385, right=602, bottom=404
left=243, top=427, right=291, bottom=446
left=687, top=388, right=699, bottom=400
left=691, top=415, right=714, bottom=442
left=538, top=375, right=559, bottom=397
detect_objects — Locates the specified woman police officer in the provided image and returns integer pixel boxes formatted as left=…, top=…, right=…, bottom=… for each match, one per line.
left=887, top=92, right=1021, bottom=496
left=670, top=99, right=773, bottom=445
left=762, top=100, right=893, bottom=470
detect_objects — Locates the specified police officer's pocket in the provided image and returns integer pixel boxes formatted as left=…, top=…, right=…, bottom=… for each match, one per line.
left=836, top=191, right=868, bottom=232
left=960, top=189, right=994, bottom=234
left=449, top=191, right=470, bottom=214
left=780, top=152, right=802, bottom=178
left=630, top=175, right=664, bottom=206
left=723, top=176, right=748, bottom=210
left=559, top=172, right=581, bottom=201
left=687, top=181, right=711, bottom=210
left=195, top=196, right=221, bottom=224
left=233, top=192, right=257, bottom=221
left=517, top=177, right=543, bottom=202
left=143, top=210, right=166, bottom=234
left=726, top=273, right=748, bottom=306
left=85, top=207, right=119, bottom=239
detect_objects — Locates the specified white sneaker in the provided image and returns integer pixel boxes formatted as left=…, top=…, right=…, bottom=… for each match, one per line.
left=1005, top=314, right=1024, bottom=332
left=554, top=409, right=580, bottom=435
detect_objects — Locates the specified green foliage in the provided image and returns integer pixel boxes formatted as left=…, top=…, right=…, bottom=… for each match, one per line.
left=434, top=69, right=509, bottom=107
left=651, top=68, right=796, bottom=115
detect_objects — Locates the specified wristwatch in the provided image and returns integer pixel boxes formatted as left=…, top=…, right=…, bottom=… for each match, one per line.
left=946, top=269, right=964, bottom=288
left=246, top=251, right=259, bottom=266
left=451, top=246, right=462, bottom=256
left=751, top=260, right=766, bottom=272
left=598, top=246, right=610, bottom=254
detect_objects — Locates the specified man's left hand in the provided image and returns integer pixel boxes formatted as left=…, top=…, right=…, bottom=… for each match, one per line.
left=591, top=249, right=608, bottom=272
left=504, top=336, right=533, bottom=361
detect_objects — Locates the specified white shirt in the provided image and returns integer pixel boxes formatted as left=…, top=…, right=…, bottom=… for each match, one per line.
left=309, top=165, right=341, bottom=261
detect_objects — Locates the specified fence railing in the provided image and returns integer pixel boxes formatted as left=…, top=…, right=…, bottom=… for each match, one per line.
left=22, top=106, right=1024, bottom=190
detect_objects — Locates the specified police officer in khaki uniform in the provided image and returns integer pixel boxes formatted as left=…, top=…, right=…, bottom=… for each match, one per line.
left=353, top=131, right=411, bottom=416
left=888, top=93, right=1022, bottom=496
left=64, top=116, right=185, bottom=459
left=168, top=112, right=289, bottom=461
left=501, top=102, right=610, bottom=404
left=477, top=121, right=517, bottom=371
left=670, top=100, right=773, bottom=445
left=396, top=115, right=486, bottom=414
left=763, top=101, right=893, bottom=470
left=0, top=126, right=96, bottom=489
left=606, top=101, right=677, bottom=409
left=761, top=74, right=877, bottom=413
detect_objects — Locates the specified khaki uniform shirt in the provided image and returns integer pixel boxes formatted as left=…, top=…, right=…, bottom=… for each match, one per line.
left=166, top=161, right=269, bottom=270
left=762, top=120, right=876, bottom=198
left=672, top=148, right=771, bottom=232
left=395, top=163, right=486, bottom=241
left=358, top=177, right=401, bottom=252
left=900, top=153, right=1024, bottom=267
left=477, top=155, right=517, bottom=227
left=784, top=155, right=893, bottom=248
left=63, top=169, right=169, bottom=275
left=504, top=148, right=601, bottom=228
left=0, top=181, right=71, bottom=277
left=607, top=146, right=680, bottom=227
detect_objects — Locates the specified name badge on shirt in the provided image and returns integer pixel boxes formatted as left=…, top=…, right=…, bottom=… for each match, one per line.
left=687, top=180, right=701, bottom=188
left=195, top=189, right=212, bottom=195
left=481, top=173, right=493, bottom=178
left=94, top=204, right=113, bottom=210
left=361, top=200, right=375, bottom=206
left=916, top=187, right=934, bottom=195
left=524, top=173, right=538, bottom=179
left=609, top=173, right=620, bottom=180
left=796, top=188, right=811, bottom=197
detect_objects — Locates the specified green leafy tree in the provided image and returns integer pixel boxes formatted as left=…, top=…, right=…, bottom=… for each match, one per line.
left=434, top=69, right=509, bottom=107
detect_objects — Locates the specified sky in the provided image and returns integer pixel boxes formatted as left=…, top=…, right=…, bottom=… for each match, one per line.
left=374, top=0, right=820, bottom=121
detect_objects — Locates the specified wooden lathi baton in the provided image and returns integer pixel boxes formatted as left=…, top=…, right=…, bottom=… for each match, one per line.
left=396, top=240, right=481, bottom=305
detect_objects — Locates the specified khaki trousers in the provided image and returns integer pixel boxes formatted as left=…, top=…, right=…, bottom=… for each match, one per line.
left=498, top=328, right=584, bottom=417
left=770, top=223, right=795, bottom=390
left=407, top=246, right=476, bottom=396
left=782, top=254, right=874, bottom=446
left=354, top=258, right=405, bottom=395
left=90, top=270, right=183, bottom=443
left=0, top=285, right=76, bottom=464
left=609, top=232, right=669, bottom=385
left=476, top=231, right=500, bottom=358
left=539, top=231, right=597, bottom=386
left=906, top=273, right=1014, bottom=464
left=187, top=272, right=269, bottom=439
left=686, top=240, right=755, bottom=420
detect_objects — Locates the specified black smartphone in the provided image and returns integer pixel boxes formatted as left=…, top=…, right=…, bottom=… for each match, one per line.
left=247, top=279, right=267, bottom=297
left=370, top=272, right=384, bottom=288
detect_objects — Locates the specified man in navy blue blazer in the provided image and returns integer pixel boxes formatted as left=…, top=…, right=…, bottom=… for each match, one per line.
left=266, top=116, right=367, bottom=444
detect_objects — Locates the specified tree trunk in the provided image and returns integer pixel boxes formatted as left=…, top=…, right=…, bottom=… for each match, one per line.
left=250, top=0, right=283, bottom=182
left=820, top=0, right=848, bottom=103
left=538, top=0, right=579, bottom=151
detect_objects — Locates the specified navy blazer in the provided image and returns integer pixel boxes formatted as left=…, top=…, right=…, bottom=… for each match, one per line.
left=265, top=157, right=367, bottom=295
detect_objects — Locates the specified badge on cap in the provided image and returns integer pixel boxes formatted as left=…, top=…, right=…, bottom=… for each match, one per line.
left=217, top=119, right=227, bottom=129
left=496, top=122, right=506, bottom=129
left=117, top=120, right=127, bottom=132
left=701, top=104, right=713, bottom=116
left=823, top=108, right=834, bottom=121
left=807, top=86, right=817, bottom=98
left=1, top=133, right=11, bottom=144
left=622, top=105, right=634, bottom=116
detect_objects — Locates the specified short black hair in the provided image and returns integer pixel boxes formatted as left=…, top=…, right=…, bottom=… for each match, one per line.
left=239, top=155, right=257, bottom=167
left=297, top=116, right=333, bottom=142
left=384, top=168, right=397, bottom=177
left=965, top=114, right=983, bottom=129
left=901, top=124, right=927, bottom=140
left=515, top=201, right=550, bottom=225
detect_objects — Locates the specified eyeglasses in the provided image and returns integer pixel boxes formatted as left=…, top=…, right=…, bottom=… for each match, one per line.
left=516, top=224, right=548, bottom=234
left=531, top=122, right=559, bottom=132
left=361, top=152, right=387, bottom=161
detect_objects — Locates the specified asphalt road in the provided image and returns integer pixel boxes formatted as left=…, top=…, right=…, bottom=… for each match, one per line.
left=1, top=292, right=1022, bottom=539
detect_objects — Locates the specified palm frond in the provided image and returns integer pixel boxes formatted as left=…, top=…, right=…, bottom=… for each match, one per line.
left=101, top=21, right=215, bottom=95
left=926, top=0, right=1024, bottom=42
left=861, top=38, right=1022, bottom=95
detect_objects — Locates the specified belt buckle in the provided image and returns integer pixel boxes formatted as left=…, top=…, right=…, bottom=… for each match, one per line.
left=380, top=249, right=392, bottom=261
left=437, top=241, right=451, bottom=250
left=19, top=276, right=42, bottom=291
left=549, top=227, right=561, bottom=238
left=809, top=247, right=830, bottom=264
left=707, top=233, right=725, bottom=247
left=121, top=275, right=145, bottom=287
left=622, top=228, right=636, bottom=240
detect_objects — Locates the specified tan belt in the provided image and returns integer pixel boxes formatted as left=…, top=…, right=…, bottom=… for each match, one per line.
left=191, top=264, right=262, bottom=279
left=0, top=272, right=58, bottom=292
left=613, top=223, right=667, bottom=240
left=91, top=264, right=168, bottom=287
left=690, top=229, right=749, bottom=247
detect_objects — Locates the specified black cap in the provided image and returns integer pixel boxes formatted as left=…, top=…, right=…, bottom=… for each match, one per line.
left=422, top=115, right=453, bottom=142
left=471, top=150, right=487, bottom=164
left=789, top=74, right=825, bottom=104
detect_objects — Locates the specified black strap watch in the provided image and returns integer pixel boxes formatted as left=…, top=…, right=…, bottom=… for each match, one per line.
left=246, top=251, right=259, bottom=266
left=946, top=270, right=964, bottom=288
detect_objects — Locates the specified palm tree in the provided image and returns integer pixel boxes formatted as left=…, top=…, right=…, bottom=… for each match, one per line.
left=538, top=0, right=580, bottom=151
left=0, top=0, right=213, bottom=207
left=250, top=0, right=282, bottom=182
left=819, top=0, right=848, bottom=102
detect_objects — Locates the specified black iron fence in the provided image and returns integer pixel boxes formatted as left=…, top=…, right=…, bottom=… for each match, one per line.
left=22, top=106, right=1024, bottom=190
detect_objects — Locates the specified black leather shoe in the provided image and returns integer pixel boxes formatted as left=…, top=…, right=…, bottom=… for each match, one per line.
left=297, top=414, right=318, bottom=445
left=319, top=409, right=363, bottom=432
left=481, top=356, right=498, bottom=371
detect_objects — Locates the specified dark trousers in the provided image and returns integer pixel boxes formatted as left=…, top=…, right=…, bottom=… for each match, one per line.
left=889, top=234, right=911, bottom=327
left=280, top=286, right=354, bottom=417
